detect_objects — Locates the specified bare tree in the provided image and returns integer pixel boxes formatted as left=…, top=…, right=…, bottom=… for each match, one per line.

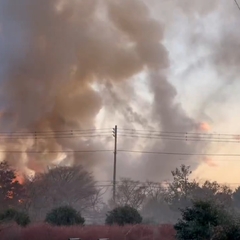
left=25, top=165, right=98, bottom=221
left=84, top=186, right=110, bottom=224
left=113, top=178, right=148, bottom=210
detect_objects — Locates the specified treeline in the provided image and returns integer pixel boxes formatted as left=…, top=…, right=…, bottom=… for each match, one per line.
left=0, top=161, right=99, bottom=222
left=0, top=161, right=240, bottom=225
left=113, top=165, right=239, bottom=224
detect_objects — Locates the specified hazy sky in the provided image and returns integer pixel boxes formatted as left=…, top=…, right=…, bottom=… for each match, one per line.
left=97, top=0, right=240, bottom=185
left=148, top=0, right=240, bottom=185
left=1, top=0, right=240, bottom=185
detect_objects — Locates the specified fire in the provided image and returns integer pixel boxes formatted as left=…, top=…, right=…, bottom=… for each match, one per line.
left=199, top=122, right=211, bottom=132
left=14, top=175, right=25, bottom=185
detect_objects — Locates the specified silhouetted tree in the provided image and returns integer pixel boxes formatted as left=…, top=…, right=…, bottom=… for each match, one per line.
left=0, top=208, right=30, bottom=227
left=45, top=206, right=84, bottom=226
left=233, top=187, right=240, bottom=210
left=167, top=165, right=233, bottom=211
left=106, top=205, right=142, bottom=226
left=167, top=164, right=199, bottom=210
left=0, top=161, right=25, bottom=211
left=174, top=200, right=228, bottom=240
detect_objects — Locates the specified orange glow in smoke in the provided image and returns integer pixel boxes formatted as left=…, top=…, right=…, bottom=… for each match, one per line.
left=203, top=157, right=218, bottom=167
left=14, top=175, right=25, bottom=184
left=199, top=122, right=211, bottom=132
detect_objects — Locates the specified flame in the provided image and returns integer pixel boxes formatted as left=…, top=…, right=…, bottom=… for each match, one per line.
left=14, top=175, right=25, bottom=185
left=199, top=122, right=211, bottom=132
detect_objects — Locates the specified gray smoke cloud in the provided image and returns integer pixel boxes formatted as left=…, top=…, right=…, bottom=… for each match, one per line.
left=0, top=0, right=222, bottom=181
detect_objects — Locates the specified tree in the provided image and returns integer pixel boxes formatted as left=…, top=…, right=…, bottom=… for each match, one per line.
left=0, top=208, right=30, bottom=227
left=195, top=181, right=233, bottom=207
left=106, top=205, right=142, bottom=226
left=212, top=224, right=240, bottom=240
left=141, top=181, right=177, bottom=224
left=142, top=197, right=176, bottom=224
left=169, top=165, right=193, bottom=197
left=233, top=187, right=240, bottom=209
left=174, top=200, right=228, bottom=240
left=167, top=165, right=232, bottom=212
left=14, top=211, right=30, bottom=227
left=25, top=165, right=97, bottom=221
left=113, top=178, right=148, bottom=209
left=45, top=206, right=85, bottom=226
left=167, top=165, right=199, bottom=210
left=0, top=161, right=25, bottom=211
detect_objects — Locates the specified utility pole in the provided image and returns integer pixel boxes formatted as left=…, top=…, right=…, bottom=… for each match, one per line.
left=112, top=125, right=117, bottom=204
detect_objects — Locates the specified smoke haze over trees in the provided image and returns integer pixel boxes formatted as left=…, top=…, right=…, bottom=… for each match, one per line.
left=1, top=161, right=240, bottom=225
left=0, top=0, right=237, bottom=183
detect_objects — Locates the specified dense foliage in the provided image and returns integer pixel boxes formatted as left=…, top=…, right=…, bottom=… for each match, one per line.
left=174, top=200, right=240, bottom=240
left=0, top=208, right=30, bottom=227
left=106, top=205, right=142, bottom=226
left=45, top=206, right=85, bottom=226
left=0, top=162, right=26, bottom=212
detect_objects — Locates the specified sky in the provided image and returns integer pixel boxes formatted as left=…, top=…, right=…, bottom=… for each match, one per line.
left=96, top=0, right=240, bottom=186
left=147, top=0, right=240, bottom=185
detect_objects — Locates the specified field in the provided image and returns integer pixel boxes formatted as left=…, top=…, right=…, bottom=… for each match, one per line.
left=0, top=224, right=176, bottom=240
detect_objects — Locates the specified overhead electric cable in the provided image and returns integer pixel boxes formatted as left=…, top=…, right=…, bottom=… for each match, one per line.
left=118, top=149, right=240, bottom=157
left=234, top=0, right=240, bottom=11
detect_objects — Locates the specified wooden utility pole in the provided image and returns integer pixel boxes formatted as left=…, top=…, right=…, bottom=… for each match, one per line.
left=112, top=125, right=117, bottom=203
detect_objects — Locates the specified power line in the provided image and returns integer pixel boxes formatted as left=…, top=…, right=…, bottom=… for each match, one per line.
left=95, top=182, right=240, bottom=188
left=0, top=128, right=112, bottom=136
left=0, top=134, right=112, bottom=140
left=118, top=128, right=240, bottom=143
left=1, top=149, right=240, bottom=160
left=234, top=0, right=240, bottom=11
left=3, top=127, right=240, bottom=141
left=0, top=149, right=113, bottom=154
left=119, top=128, right=240, bottom=138
left=118, top=134, right=240, bottom=143
left=0, top=129, right=113, bottom=139
left=118, top=149, right=240, bottom=157
left=96, top=180, right=240, bottom=185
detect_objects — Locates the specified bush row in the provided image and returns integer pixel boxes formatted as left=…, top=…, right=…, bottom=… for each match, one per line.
left=0, top=205, right=143, bottom=227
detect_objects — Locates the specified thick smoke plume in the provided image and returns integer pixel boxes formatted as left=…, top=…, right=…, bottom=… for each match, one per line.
left=0, top=0, right=215, bottom=180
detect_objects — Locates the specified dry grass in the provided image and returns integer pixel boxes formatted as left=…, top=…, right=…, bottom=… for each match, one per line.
left=0, top=224, right=176, bottom=240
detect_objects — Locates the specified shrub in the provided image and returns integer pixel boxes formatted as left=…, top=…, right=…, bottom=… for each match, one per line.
left=0, top=209, right=18, bottom=222
left=174, top=200, right=228, bottom=240
left=0, top=209, right=30, bottom=227
left=45, top=206, right=85, bottom=226
left=106, top=205, right=142, bottom=226
left=15, top=212, right=31, bottom=227
left=211, top=221, right=240, bottom=240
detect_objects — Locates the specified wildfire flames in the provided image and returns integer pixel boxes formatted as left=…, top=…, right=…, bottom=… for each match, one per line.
left=14, top=175, right=25, bottom=185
